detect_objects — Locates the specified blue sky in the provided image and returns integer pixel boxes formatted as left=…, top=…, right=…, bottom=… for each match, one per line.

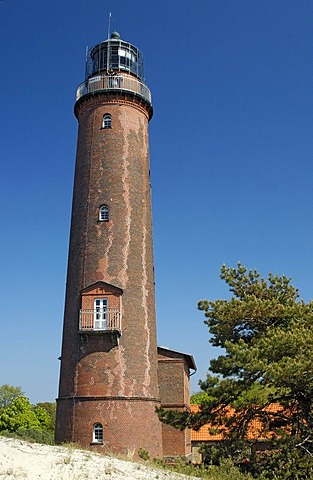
left=0, top=0, right=312, bottom=403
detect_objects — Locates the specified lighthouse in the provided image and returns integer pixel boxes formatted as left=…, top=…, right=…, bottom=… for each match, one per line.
left=55, top=31, right=163, bottom=457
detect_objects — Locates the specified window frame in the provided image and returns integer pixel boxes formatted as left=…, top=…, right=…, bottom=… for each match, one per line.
left=92, top=423, right=103, bottom=444
left=94, top=298, right=108, bottom=330
left=102, top=114, right=112, bottom=129
left=99, top=205, right=109, bottom=222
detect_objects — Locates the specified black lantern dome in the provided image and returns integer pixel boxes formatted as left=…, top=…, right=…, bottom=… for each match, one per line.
left=86, top=32, right=145, bottom=81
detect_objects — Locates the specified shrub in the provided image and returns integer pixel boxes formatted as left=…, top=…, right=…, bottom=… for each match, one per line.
left=138, top=447, right=150, bottom=460
left=0, top=427, right=54, bottom=445
left=153, top=457, right=254, bottom=479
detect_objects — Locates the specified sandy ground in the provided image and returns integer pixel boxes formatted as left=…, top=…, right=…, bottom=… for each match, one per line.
left=0, top=437, right=197, bottom=480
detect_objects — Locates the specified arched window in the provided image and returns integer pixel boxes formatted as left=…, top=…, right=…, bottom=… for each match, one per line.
left=99, top=205, right=109, bottom=222
left=93, top=423, right=103, bottom=443
left=102, top=114, right=111, bottom=129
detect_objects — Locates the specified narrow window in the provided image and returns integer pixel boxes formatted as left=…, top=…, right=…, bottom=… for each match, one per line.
left=93, top=423, right=103, bottom=443
left=99, top=205, right=109, bottom=222
left=94, top=298, right=108, bottom=330
left=102, top=114, right=111, bottom=129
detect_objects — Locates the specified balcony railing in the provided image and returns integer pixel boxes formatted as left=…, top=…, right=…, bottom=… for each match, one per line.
left=76, top=73, right=152, bottom=104
left=79, top=308, right=121, bottom=333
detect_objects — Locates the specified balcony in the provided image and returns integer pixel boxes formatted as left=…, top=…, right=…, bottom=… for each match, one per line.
left=79, top=308, right=121, bottom=334
left=76, top=73, right=152, bottom=105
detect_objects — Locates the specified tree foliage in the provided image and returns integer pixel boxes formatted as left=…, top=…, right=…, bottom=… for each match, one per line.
left=0, top=384, right=24, bottom=410
left=158, top=263, right=313, bottom=478
left=190, top=391, right=212, bottom=405
left=0, top=396, right=51, bottom=433
left=36, top=402, right=56, bottom=433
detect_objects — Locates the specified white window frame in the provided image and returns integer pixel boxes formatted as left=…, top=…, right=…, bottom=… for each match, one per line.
left=93, top=423, right=103, bottom=444
left=99, top=205, right=109, bottom=222
left=102, top=114, right=111, bottom=129
left=94, top=298, right=108, bottom=330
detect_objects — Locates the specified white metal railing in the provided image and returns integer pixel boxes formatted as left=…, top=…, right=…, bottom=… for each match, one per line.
left=76, top=73, right=152, bottom=104
left=79, top=308, right=121, bottom=332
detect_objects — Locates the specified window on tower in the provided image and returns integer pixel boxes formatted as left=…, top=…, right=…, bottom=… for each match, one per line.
left=99, top=205, right=109, bottom=222
left=92, top=423, right=103, bottom=444
left=94, top=298, right=108, bottom=330
left=102, top=114, right=111, bottom=129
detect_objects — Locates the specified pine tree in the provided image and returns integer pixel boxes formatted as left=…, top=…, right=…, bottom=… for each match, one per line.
left=158, top=263, right=313, bottom=478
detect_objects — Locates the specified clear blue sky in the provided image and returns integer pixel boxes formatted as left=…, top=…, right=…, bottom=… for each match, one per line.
left=0, top=0, right=312, bottom=404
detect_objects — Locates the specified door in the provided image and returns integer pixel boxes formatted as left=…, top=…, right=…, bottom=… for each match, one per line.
left=94, top=298, right=108, bottom=330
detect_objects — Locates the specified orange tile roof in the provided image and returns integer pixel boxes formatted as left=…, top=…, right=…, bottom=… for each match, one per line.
left=190, top=404, right=283, bottom=442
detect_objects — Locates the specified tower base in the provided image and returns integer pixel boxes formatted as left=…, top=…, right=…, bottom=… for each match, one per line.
left=55, top=397, right=163, bottom=458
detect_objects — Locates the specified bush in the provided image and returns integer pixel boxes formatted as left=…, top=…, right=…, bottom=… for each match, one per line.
left=138, top=447, right=150, bottom=460
left=36, top=402, right=56, bottom=433
left=199, top=438, right=313, bottom=479
left=255, top=442, right=313, bottom=480
left=0, top=396, right=53, bottom=434
left=1, top=427, right=54, bottom=445
left=207, top=459, right=256, bottom=480
left=153, top=457, right=254, bottom=479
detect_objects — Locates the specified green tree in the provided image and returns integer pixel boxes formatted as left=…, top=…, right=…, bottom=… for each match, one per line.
left=190, top=391, right=212, bottom=405
left=158, top=263, right=313, bottom=478
left=36, top=402, right=56, bottom=433
left=0, top=396, right=51, bottom=432
left=0, top=385, right=24, bottom=410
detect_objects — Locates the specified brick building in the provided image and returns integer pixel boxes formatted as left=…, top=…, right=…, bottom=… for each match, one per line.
left=158, top=347, right=196, bottom=457
left=55, top=31, right=196, bottom=458
left=190, top=403, right=285, bottom=462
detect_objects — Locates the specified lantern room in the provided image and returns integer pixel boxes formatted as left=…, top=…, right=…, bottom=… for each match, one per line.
left=86, top=31, right=145, bottom=81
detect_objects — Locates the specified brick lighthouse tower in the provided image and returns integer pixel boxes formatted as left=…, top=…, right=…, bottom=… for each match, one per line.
left=55, top=31, right=163, bottom=457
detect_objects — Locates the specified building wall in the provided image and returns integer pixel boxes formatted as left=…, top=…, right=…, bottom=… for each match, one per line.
left=56, top=398, right=162, bottom=458
left=80, top=283, right=121, bottom=320
left=161, top=421, right=190, bottom=457
left=158, top=349, right=192, bottom=457
left=56, top=90, right=162, bottom=457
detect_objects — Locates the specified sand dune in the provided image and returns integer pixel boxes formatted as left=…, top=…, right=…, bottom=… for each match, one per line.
left=0, top=437, right=196, bottom=479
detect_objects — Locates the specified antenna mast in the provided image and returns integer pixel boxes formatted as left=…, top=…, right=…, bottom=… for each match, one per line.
left=107, top=12, right=111, bottom=39
left=84, top=45, right=88, bottom=79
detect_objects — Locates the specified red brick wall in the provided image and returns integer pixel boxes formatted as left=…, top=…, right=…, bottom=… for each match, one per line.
left=56, top=397, right=162, bottom=459
left=81, top=284, right=120, bottom=310
left=158, top=359, right=185, bottom=405
left=56, top=86, right=162, bottom=456
left=158, top=350, right=191, bottom=456
left=183, top=363, right=191, bottom=405
left=162, top=422, right=189, bottom=456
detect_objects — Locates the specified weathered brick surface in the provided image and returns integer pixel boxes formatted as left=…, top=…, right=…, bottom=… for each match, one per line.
left=158, top=349, right=191, bottom=406
left=161, top=422, right=191, bottom=456
left=80, top=283, right=121, bottom=310
left=56, top=87, right=162, bottom=457
left=56, top=397, right=162, bottom=458
left=158, top=349, right=192, bottom=456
